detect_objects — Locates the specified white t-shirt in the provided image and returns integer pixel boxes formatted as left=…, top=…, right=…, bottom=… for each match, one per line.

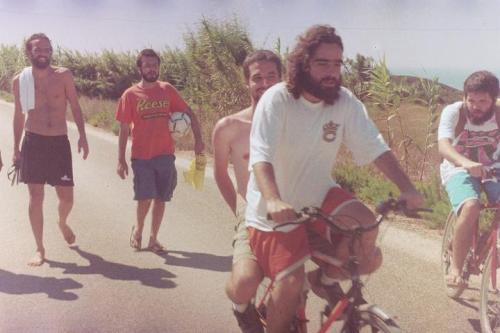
left=245, top=82, right=389, bottom=232
left=438, top=101, right=500, bottom=185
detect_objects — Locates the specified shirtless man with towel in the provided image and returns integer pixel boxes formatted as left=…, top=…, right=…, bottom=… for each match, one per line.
left=12, top=33, right=89, bottom=266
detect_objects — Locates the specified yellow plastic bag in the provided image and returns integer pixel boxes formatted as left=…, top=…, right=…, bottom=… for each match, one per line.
left=183, top=154, right=207, bottom=190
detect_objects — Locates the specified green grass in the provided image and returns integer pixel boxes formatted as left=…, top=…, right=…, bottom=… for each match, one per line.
left=79, top=96, right=120, bottom=135
left=333, top=161, right=451, bottom=229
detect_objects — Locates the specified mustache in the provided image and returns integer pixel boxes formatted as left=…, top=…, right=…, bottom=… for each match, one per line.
left=321, top=77, right=337, bottom=82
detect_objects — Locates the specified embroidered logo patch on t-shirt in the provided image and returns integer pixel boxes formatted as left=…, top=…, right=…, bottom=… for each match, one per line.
left=323, top=121, right=340, bottom=142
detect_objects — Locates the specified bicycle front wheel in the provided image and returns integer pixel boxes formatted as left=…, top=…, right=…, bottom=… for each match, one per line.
left=480, top=249, right=500, bottom=333
left=336, top=305, right=401, bottom=333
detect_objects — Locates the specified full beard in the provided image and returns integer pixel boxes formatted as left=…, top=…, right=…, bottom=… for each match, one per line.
left=466, top=104, right=496, bottom=125
left=142, top=72, right=159, bottom=83
left=32, top=57, right=50, bottom=69
left=302, top=73, right=341, bottom=105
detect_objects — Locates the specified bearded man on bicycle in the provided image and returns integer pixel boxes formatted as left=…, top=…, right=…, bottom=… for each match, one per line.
left=245, top=24, right=424, bottom=332
left=438, top=71, right=500, bottom=291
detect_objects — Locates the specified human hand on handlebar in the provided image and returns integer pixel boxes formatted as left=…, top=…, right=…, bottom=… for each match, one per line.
left=266, top=198, right=297, bottom=224
left=462, top=160, right=485, bottom=178
left=398, top=189, right=425, bottom=211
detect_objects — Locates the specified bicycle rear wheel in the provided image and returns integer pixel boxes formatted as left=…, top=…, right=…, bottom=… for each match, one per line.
left=441, top=210, right=467, bottom=298
left=480, top=249, right=500, bottom=333
left=336, top=304, right=401, bottom=333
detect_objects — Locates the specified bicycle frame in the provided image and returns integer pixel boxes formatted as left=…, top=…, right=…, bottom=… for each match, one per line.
left=255, top=278, right=308, bottom=332
left=261, top=199, right=423, bottom=332
left=319, top=214, right=384, bottom=332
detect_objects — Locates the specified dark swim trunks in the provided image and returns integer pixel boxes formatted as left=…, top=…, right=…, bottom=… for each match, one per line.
left=131, top=154, right=177, bottom=201
left=20, top=131, right=74, bottom=186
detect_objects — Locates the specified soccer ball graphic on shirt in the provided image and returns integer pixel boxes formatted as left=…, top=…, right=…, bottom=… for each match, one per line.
left=168, top=112, right=192, bottom=140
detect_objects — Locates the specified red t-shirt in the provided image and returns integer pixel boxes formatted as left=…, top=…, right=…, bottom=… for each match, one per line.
left=116, top=81, right=188, bottom=159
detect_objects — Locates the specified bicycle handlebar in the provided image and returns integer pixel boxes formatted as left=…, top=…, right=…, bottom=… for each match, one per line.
left=271, top=198, right=432, bottom=234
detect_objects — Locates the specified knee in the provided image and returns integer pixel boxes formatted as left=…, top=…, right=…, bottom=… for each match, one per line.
left=29, top=191, right=44, bottom=205
left=460, top=200, right=481, bottom=216
left=226, top=264, right=262, bottom=300
left=233, top=271, right=261, bottom=291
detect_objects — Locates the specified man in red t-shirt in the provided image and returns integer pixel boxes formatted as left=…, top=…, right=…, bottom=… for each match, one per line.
left=116, top=49, right=204, bottom=253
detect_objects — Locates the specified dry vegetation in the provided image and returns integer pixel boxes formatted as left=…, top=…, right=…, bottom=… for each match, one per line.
left=0, top=17, right=466, bottom=227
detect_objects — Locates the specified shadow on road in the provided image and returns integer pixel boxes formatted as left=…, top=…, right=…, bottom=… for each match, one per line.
left=468, top=318, right=481, bottom=332
left=157, top=250, right=231, bottom=272
left=46, top=246, right=177, bottom=289
left=0, top=269, right=82, bottom=300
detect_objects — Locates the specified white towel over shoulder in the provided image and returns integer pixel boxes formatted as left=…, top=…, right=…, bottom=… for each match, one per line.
left=19, top=67, right=35, bottom=113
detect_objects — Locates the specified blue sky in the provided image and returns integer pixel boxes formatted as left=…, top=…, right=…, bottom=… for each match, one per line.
left=1, top=0, right=499, bottom=88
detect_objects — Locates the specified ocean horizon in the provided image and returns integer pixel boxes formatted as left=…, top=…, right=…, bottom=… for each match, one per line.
left=390, top=67, right=500, bottom=91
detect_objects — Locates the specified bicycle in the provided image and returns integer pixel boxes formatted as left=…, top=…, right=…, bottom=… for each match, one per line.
left=255, top=198, right=429, bottom=333
left=440, top=200, right=500, bottom=332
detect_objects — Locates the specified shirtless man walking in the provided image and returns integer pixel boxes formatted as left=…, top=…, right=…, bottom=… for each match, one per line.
left=212, top=50, right=282, bottom=332
left=12, top=33, right=89, bottom=266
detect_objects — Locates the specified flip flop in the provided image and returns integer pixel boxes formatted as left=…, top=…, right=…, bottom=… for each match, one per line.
left=130, top=226, right=142, bottom=250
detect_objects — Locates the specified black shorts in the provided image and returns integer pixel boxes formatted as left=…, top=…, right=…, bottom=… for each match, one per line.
left=20, top=132, right=74, bottom=186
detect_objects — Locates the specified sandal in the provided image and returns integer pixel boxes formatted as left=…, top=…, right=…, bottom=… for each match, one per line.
left=129, top=226, right=142, bottom=250
left=147, top=238, right=166, bottom=253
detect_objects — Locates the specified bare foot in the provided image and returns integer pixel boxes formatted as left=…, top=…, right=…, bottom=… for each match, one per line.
left=59, top=223, right=76, bottom=245
left=129, top=226, right=142, bottom=250
left=28, top=249, right=45, bottom=266
left=147, top=238, right=166, bottom=253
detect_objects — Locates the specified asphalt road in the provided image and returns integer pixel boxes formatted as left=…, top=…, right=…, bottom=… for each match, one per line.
left=0, top=100, right=485, bottom=332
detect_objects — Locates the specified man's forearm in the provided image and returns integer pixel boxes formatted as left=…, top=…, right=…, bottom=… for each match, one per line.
left=72, top=107, right=87, bottom=137
left=118, top=128, right=128, bottom=162
left=438, top=139, right=470, bottom=167
left=373, top=151, right=416, bottom=192
left=13, top=112, right=25, bottom=151
left=253, top=162, right=281, bottom=201
left=214, top=171, right=237, bottom=214
left=187, top=109, right=203, bottom=143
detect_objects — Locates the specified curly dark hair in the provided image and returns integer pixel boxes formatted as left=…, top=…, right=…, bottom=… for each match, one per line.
left=286, top=25, right=343, bottom=99
left=464, top=71, right=499, bottom=100
left=25, top=33, right=52, bottom=55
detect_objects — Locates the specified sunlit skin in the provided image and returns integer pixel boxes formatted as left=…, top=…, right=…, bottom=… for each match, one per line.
left=465, top=91, right=495, bottom=125
left=29, top=42, right=52, bottom=69
left=302, top=42, right=343, bottom=104
left=441, top=91, right=497, bottom=286
left=116, top=53, right=205, bottom=252
left=139, top=56, right=160, bottom=84
left=254, top=40, right=423, bottom=331
left=12, top=36, right=89, bottom=266
left=212, top=59, right=281, bottom=311
left=248, top=60, right=280, bottom=104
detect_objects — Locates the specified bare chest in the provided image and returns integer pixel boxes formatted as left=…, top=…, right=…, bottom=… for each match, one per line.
left=229, top=128, right=251, bottom=165
left=34, top=75, right=66, bottom=108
